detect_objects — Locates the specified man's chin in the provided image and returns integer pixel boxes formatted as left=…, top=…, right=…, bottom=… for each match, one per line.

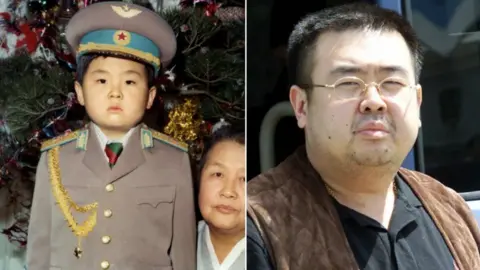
left=91, top=118, right=138, bottom=129
left=350, top=149, right=394, bottom=167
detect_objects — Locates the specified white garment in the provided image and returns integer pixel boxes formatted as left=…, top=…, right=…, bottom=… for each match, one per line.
left=92, top=123, right=135, bottom=161
left=197, top=221, right=245, bottom=270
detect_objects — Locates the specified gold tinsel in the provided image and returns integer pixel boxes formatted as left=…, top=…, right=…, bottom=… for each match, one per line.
left=164, top=99, right=203, bottom=143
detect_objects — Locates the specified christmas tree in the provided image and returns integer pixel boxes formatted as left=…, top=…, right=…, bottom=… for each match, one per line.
left=0, top=0, right=244, bottom=247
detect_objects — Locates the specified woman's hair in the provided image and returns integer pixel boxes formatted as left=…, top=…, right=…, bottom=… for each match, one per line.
left=198, top=121, right=245, bottom=174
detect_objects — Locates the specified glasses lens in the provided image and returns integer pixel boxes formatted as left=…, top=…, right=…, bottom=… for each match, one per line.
left=333, top=77, right=364, bottom=99
left=379, top=78, right=409, bottom=97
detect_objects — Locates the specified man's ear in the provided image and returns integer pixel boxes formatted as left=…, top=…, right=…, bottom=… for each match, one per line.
left=289, top=85, right=308, bottom=129
left=416, top=84, right=423, bottom=106
left=416, top=84, right=423, bottom=128
left=74, top=81, right=85, bottom=106
left=146, top=86, right=157, bottom=109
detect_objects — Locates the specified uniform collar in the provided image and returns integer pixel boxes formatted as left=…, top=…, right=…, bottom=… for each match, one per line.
left=92, top=122, right=136, bottom=150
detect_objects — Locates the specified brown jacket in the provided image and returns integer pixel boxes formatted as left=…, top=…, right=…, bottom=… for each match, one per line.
left=26, top=123, right=196, bottom=270
left=248, top=147, right=480, bottom=270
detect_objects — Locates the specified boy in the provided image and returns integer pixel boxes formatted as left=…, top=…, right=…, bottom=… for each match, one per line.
left=26, top=2, right=196, bottom=270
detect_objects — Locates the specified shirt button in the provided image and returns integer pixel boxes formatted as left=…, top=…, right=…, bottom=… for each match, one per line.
left=105, top=184, right=114, bottom=192
left=102, top=236, right=111, bottom=244
left=104, top=209, right=112, bottom=218
left=101, top=260, right=110, bottom=269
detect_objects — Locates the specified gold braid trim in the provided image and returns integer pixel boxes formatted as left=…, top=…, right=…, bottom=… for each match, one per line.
left=47, top=146, right=98, bottom=257
left=151, top=129, right=188, bottom=152
left=78, top=43, right=161, bottom=66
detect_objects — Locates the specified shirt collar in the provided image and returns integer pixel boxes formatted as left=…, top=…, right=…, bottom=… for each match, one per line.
left=201, top=220, right=246, bottom=270
left=333, top=174, right=423, bottom=223
left=92, top=123, right=136, bottom=149
left=395, top=174, right=423, bottom=208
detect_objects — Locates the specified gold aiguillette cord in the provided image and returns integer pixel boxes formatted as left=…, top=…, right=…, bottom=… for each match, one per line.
left=48, top=146, right=98, bottom=258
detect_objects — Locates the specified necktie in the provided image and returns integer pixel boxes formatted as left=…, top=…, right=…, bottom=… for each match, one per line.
left=105, top=142, right=123, bottom=168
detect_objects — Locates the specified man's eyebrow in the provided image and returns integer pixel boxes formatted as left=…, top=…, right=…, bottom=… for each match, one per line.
left=378, top=65, right=409, bottom=76
left=329, top=66, right=364, bottom=76
left=123, top=70, right=143, bottom=76
left=329, top=65, right=409, bottom=76
left=90, top=69, right=109, bottom=75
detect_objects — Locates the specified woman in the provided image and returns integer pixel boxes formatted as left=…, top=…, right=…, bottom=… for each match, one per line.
left=197, top=122, right=245, bottom=270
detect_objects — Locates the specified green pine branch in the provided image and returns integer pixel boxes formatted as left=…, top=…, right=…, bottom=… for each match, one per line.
left=160, top=6, right=245, bottom=124
left=0, top=55, right=74, bottom=142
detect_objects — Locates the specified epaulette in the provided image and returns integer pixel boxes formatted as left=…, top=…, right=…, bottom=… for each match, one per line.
left=140, top=127, right=188, bottom=152
left=40, top=129, right=89, bottom=152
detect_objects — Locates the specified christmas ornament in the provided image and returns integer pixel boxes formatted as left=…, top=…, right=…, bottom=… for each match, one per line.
left=180, top=24, right=189, bottom=32
left=189, top=138, right=204, bottom=161
left=58, top=0, right=77, bottom=18
left=159, top=94, right=180, bottom=112
left=54, top=20, right=76, bottom=69
left=179, top=0, right=191, bottom=9
left=42, top=122, right=56, bottom=138
left=193, top=0, right=213, bottom=4
left=0, top=18, right=42, bottom=58
left=204, top=2, right=220, bottom=17
left=29, top=0, right=58, bottom=13
left=215, top=7, right=244, bottom=22
left=211, top=118, right=230, bottom=134
left=16, top=21, right=41, bottom=53
left=164, top=99, right=202, bottom=143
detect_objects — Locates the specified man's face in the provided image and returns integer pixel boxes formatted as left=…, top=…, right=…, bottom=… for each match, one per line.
left=75, top=56, right=156, bottom=135
left=290, top=30, right=422, bottom=167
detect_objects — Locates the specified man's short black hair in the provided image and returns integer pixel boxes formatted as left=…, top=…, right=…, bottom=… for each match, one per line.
left=287, top=3, right=423, bottom=87
left=75, top=54, right=157, bottom=88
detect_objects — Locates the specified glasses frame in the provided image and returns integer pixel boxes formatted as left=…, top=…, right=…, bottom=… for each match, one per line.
left=299, top=76, right=418, bottom=99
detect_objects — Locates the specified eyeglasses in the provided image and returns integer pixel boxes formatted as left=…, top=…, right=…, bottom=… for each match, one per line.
left=299, top=76, right=417, bottom=100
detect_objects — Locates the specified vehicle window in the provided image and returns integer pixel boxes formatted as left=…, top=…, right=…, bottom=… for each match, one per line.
left=404, top=0, right=480, bottom=193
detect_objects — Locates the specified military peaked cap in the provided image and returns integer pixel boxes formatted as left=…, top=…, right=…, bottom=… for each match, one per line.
left=65, top=1, right=176, bottom=75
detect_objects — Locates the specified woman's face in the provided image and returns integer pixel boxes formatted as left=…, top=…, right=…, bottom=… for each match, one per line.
left=199, top=140, right=245, bottom=234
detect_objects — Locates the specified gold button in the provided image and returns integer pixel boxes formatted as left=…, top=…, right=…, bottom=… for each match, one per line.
left=104, top=209, right=112, bottom=218
left=101, top=260, right=110, bottom=269
left=105, top=184, right=114, bottom=192
left=102, top=236, right=111, bottom=244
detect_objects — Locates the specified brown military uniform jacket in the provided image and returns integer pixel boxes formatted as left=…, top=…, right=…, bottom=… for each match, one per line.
left=26, top=123, right=196, bottom=270
left=248, top=146, right=480, bottom=270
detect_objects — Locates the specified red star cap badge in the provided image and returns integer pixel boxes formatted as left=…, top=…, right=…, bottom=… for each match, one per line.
left=118, top=32, right=127, bottom=40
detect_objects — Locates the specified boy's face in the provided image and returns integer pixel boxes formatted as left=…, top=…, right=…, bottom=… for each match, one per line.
left=75, top=56, right=156, bottom=137
left=199, top=140, right=245, bottom=235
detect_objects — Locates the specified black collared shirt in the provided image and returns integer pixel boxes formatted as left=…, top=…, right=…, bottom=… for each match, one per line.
left=247, top=176, right=455, bottom=270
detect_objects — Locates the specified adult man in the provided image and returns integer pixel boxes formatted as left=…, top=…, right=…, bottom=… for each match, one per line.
left=247, top=3, right=480, bottom=270
left=26, top=2, right=196, bottom=269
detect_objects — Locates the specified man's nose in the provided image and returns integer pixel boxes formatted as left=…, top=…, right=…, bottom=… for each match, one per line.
left=108, top=83, right=123, bottom=99
left=359, top=85, right=387, bottom=113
